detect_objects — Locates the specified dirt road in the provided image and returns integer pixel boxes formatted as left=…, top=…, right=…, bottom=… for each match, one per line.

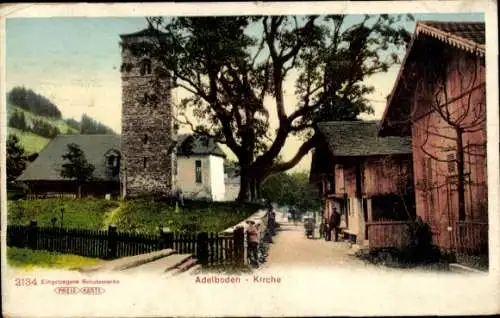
left=258, top=219, right=370, bottom=270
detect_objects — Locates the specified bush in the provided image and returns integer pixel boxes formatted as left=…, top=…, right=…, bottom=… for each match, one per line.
left=400, top=217, right=442, bottom=264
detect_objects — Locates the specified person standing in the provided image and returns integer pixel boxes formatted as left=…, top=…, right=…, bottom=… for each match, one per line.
left=332, top=207, right=341, bottom=242
left=324, top=217, right=331, bottom=241
left=246, top=221, right=260, bottom=267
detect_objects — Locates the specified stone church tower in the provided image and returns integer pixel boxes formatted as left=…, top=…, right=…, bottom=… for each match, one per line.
left=119, top=28, right=176, bottom=198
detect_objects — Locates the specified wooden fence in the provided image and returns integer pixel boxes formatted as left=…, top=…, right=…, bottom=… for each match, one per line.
left=366, top=221, right=413, bottom=249
left=453, top=221, right=488, bottom=256
left=7, top=221, right=245, bottom=266
left=26, top=193, right=77, bottom=200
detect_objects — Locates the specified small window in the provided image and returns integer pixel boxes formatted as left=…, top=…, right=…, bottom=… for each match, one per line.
left=143, top=157, right=148, bottom=169
left=195, top=160, right=202, bottom=184
left=144, top=134, right=148, bottom=144
left=107, top=156, right=115, bottom=166
left=140, top=59, right=152, bottom=76
left=447, top=154, right=455, bottom=173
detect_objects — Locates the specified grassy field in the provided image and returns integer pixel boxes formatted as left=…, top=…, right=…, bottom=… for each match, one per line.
left=115, top=200, right=261, bottom=234
left=7, top=247, right=101, bottom=270
left=8, top=127, right=51, bottom=154
left=8, top=198, right=120, bottom=228
left=7, top=198, right=261, bottom=233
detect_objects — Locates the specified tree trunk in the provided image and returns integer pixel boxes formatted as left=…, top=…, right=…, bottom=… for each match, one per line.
left=237, top=168, right=250, bottom=202
left=456, top=129, right=466, bottom=221
left=256, top=179, right=261, bottom=200
left=77, top=182, right=82, bottom=199
left=249, top=177, right=256, bottom=202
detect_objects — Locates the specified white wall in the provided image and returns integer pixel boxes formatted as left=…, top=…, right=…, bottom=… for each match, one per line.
left=209, top=155, right=225, bottom=201
left=224, top=175, right=240, bottom=201
left=176, top=155, right=226, bottom=201
left=176, top=155, right=212, bottom=200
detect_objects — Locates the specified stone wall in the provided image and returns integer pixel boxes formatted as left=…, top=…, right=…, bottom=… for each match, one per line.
left=120, top=35, right=176, bottom=198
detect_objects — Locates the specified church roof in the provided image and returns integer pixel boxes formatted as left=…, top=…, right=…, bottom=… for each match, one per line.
left=176, top=134, right=226, bottom=158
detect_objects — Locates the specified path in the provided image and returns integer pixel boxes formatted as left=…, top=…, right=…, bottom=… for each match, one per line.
left=258, top=219, right=370, bottom=270
left=102, top=204, right=122, bottom=230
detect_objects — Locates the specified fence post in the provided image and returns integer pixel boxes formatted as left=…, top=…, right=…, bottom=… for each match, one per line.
left=197, top=232, right=209, bottom=266
left=27, top=220, right=38, bottom=250
left=159, top=228, right=174, bottom=250
left=164, top=231, right=174, bottom=249
left=233, top=226, right=245, bottom=267
left=107, top=225, right=117, bottom=259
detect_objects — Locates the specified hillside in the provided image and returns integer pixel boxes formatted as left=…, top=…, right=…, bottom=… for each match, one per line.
left=7, top=103, right=79, bottom=154
left=8, top=103, right=79, bottom=133
left=7, top=127, right=51, bottom=154
left=7, top=103, right=116, bottom=155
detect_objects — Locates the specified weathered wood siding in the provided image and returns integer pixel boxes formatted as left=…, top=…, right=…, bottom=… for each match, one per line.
left=411, top=50, right=486, bottom=251
left=363, top=155, right=413, bottom=197
left=366, top=221, right=412, bottom=249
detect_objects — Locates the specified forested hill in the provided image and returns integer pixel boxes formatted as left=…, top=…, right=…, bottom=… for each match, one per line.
left=7, top=86, right=117, bottom=154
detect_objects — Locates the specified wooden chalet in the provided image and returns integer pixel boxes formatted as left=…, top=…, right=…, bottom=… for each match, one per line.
left=17, top=134, right=121, bottom=198
left=310, top=121, right=415, bottom=247
left=379, top=21, right=487, bottom=263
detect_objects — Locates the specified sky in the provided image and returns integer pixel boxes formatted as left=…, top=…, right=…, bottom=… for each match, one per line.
left=5, top=12, right=485, bottom=172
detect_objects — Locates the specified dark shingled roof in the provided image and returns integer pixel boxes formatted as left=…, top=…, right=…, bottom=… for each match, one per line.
left=176, top=134, right=226, bottom=158
left=317, top=121, right=412, bottom=157
left=416, top=21, right=485, bottom=55
left=18, top=134, right=121, bottom=182
left=18, top=133, right=226, bottom=182
left=420, top=21, right=485, bottom=45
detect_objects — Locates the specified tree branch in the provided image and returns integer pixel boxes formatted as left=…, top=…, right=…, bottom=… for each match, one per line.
left=263, top=136, right=317, bottom=176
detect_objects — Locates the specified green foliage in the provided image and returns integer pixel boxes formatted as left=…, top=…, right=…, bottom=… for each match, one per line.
left=31, top=118, right=61, bottom=138
left=401, top=217, right=442, bottom=263
left=8, top=110, right=28, bottom=130
left=7, top=199, right=119, bottom=228
left=7, top=134, right=27, bottom=183
left=7, top=247, right=101, bottom=270
left=261, top=171, right=320, bottom=211
left=60, top=143, right=95, bottom=184
left=8, top=107, right=60, bottom=138
left=115, top=200, right=260, bottom=234
left=7, top=86, right=62, bottom=119
left=64, top=118, right=81, bottom=131
left=80, top=113, right=116, bottom=135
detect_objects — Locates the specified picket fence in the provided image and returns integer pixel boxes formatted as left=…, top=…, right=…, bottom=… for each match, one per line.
left=7, top=221, right=245, bottom=266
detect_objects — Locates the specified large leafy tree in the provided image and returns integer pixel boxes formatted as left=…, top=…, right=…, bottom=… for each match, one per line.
left=261, top=171, right=320, bottom=212
left=60, top=143, right=95, bottom=198
left=7, top=134, right=27, bottom=183
left=122, top=14, right=412, bottom=201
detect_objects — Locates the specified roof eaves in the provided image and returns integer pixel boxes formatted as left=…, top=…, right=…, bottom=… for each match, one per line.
left=416, top=22, right=485, bottom=56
